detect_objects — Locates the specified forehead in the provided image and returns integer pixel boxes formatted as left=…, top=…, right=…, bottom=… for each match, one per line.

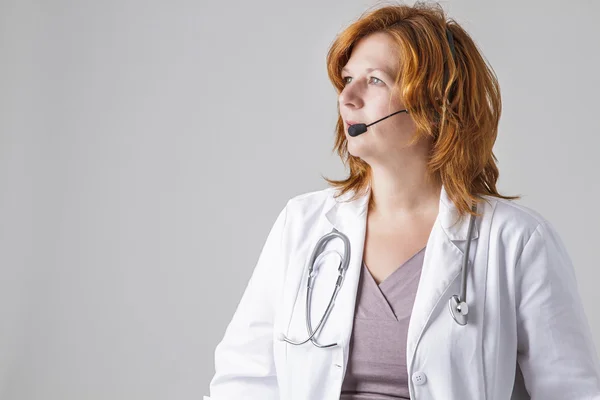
left=342, top=32, right=399, bottom=76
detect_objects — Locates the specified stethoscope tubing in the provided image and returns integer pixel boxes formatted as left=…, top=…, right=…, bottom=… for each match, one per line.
left=281, top=201, right=478, bottom=347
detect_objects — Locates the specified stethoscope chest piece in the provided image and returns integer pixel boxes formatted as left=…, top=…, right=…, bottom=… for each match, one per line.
left=448, top=294, right=468, bottom=326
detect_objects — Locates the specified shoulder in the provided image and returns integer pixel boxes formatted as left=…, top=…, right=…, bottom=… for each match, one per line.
left=484, top=194, right=549, bottom=225
left=283, top=187, right=336, bottom=218
left=480, top=194, right=562, bottom=251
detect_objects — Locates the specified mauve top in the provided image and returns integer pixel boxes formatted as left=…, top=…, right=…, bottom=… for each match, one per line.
left=339, top=246, right=426, bottom=400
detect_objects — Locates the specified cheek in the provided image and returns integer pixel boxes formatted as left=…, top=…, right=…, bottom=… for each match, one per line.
left=372, top=94, right=405, bottom=117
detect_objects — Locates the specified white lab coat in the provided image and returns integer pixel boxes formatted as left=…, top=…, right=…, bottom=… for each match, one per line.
left=205, top=184, right=600, bottom=399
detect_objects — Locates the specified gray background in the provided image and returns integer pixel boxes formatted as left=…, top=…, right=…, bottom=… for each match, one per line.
left=1, top=0, right=599, bottom=398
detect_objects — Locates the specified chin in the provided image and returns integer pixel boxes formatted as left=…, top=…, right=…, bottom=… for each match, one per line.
left=346, top=140, right=372, bottom=159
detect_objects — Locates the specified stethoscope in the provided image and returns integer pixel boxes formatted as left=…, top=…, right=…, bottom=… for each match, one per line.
left=279, top=202, right=478, bottom=348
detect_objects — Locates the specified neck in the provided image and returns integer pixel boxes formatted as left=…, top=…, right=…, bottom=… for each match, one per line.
left=367, top=169, right=442, bottom=220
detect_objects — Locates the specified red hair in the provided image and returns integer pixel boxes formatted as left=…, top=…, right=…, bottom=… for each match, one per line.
left=322, top=1, right=520, bottom=218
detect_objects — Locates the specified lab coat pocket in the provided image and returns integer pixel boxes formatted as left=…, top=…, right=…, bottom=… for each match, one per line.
left=277, top=246, right=345, bottom=399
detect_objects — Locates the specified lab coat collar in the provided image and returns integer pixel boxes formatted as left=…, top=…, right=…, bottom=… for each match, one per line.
left=324, top=183, right=479, bottom=242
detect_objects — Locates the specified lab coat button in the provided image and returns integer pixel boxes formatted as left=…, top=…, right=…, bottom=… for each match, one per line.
left=412, top=371, right=427, bottom=385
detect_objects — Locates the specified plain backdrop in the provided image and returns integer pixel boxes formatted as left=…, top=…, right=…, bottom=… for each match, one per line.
left=1, top=0, right=599, bottom=398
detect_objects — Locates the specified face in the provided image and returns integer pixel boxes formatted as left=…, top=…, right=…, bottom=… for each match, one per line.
left=339, top=32, right=426, bottom=163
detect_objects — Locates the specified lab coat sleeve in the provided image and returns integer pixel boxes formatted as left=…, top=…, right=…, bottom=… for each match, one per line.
left=204, top=203, right=288, bottom=400
left=515, top=220, right=600, bottom=399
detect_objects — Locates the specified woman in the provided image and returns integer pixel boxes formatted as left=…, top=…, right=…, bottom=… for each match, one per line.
left=205, top=2, right=600, bottom=399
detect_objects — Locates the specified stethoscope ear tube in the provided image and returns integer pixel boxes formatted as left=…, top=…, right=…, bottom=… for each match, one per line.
left=280, top=228, right=351, bottom=348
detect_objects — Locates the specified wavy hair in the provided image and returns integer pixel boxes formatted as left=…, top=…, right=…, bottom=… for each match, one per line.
left=322, top=0, right=520, bottom=218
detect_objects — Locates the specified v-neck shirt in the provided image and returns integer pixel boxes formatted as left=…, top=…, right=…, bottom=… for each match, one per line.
left=339, top=246, right=426, bottom=399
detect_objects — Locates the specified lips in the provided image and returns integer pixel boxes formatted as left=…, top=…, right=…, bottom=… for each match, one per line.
left=345, top=120, right=360, bottom=126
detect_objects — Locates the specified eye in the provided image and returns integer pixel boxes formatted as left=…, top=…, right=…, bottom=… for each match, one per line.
left=341, top=76, right=384, bottom=86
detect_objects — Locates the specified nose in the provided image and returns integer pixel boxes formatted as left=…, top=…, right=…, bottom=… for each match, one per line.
left=339, top=84, right=364, bottom=110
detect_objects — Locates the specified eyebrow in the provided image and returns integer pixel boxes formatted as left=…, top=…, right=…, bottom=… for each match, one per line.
left=341, top=66, right=394, bottom=77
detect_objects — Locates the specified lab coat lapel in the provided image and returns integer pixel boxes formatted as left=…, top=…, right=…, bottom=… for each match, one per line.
left=321, top=187, right=370, bottom=352
left=406, top=185, right=479, bottom=369
left=322, top=183, right=479, bottom=372
left=279, top=187, right=370, bottom=400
